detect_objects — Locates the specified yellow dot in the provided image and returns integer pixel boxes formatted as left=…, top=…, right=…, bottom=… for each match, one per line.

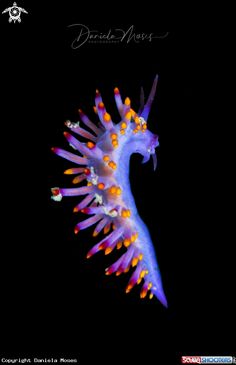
left=140, top=270, right=146, bottom=278
left=104, top=112, right=111, bottom=122
left=125, top=97, right=131, bottom=106
left=131, top=234, right=136, bottom=243
left=121, top=122, right=127, bottom=129
left=97, top=183, right=105, bottom=190
left=103, top=155, right=110, bottom=162
left=125, top=111, right=131, bottom=120
left=112, top=140, right=118, bottom=147
left=121, top=209, right=127, bottom=218
left=110, top=133, right=117, bottom=140
left=64, top=169, right=73, bottom=175
left=132, top=258, right=139, bottom=267
left=124, top=238, right=131, bottom=247
left=116, top=187, right=122, bottom=195
left=87, top=141, right=95, bottom=149
left=110, top=186, right=116, bottom=194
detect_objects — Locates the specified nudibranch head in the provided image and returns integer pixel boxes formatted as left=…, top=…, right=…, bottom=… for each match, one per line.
left=51, top=76, right=167, bottom=306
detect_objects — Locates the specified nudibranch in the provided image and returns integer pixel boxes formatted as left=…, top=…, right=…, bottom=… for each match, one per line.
left=51, top=76, right=168, bottom=307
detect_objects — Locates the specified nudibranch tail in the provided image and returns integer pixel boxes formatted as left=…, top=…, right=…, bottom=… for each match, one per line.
left=51, top=76, right=167, bottom=307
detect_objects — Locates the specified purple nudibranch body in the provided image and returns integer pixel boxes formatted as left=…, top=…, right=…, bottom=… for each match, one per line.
left=51, top=76, right=167, bottom=306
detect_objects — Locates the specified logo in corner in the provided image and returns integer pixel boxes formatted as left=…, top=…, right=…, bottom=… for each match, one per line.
left=2, top=2, right=28, bottom=23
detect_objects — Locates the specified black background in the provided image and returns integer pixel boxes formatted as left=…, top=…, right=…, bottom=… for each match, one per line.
left=0, top=3, right=234, bottom=364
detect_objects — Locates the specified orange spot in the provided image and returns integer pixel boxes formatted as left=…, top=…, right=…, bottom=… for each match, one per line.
left=98, top=102, right=104, bottom=109
left=131, top=232, right=138, bottom=242
left=93, top=106, right=97, bottom=114
left=126, top=284, right=133, bottom=293
left=136, top=124, right=141, bottom=130
left=142, top=129, right=146, bottom=133
left=93, top=230, right=99, bottom=237
left=73, top=207, right=79, bottom=213
left=84, top=168, right=90, bottom=175
left=140, top=270, right=146, bottom=278
left=124, top=97, right=131, bottom=106
left=116, top=187, right=122, bottom=196
left=116, top=270, right=122, bottom=276
left=120, top=129, right=125, bottom=135
left=64, top=169, right=74, bottom=175
left=133, top=129, right=138, bottom=134
left=134, top=116, right=140, bottom=124
left=108, top=161, right=117, bottom=170
left=117, top=241, right=122, bottom=250
left=140, top=289, right=148, bottom=299
left=105, top=247, right=113, bottom=255
left=104, top=225, right=110, bottom=234
left=112, top=139, right=118, bottom=147
left=109, top=186, right=116, bottom=194
left=104, top=112, right=111, bottom=122
left=124, top=267, right=130, bottom=273
left=125, top=111, right=131, bottom=120
left=143, top=123, right=147, bottom=130
left=121, top=122, right=127, bottom=129
left=86, top=252, right=92, bottom=259
left=87, top=182, right=92, bottom=186
left=124, top=238, right=131, bottom=247
left=72, top=176, right=81, bottom=184
left=97, top=183, right=105, bottom=190
left=148, top=283, right=153, bottom=290
left=132, top=257, right=139, bottom=267
left=114, top=87, right=119, bottom=94
left=103, top=155, right=110, bottom=162
left=121, top=209, right=127, bottom=218
left=139, top=253, right=143, bottom=261
left=99, top=243, right=105, bottom=250
left=110, top=133, right=117, bottom=140
left=87, top=141, right=95, bottom=149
